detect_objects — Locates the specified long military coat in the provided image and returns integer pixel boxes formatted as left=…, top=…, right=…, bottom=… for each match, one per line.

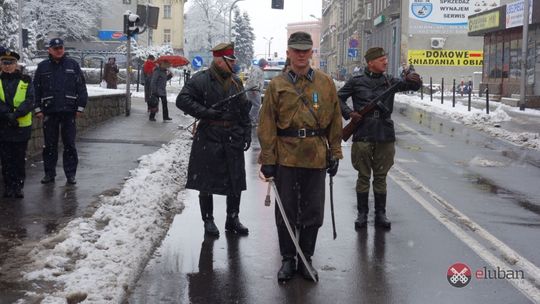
left=176, top=68, right=251, bottom=196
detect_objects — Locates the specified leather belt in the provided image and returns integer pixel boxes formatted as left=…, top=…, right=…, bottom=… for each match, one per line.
left=201, top=119, right=237, bottom=127
left=277, top=128, right=325, bottom=138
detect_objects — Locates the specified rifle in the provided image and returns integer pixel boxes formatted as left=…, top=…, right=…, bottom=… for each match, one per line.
left=342, top=82, right=401, bottom=141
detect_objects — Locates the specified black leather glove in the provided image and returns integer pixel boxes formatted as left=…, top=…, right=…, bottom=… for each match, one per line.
left=327, top=158, right=339, bottom=177
left=201, top=108, right=223, bottom=119
left=405, top=72, right=421, bottom=85
left=6, top=113, right=19, bottom=127
left=261, top=164, right=276, bottom=179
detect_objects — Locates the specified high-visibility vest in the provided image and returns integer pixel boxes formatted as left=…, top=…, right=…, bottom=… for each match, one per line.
left=0, top=79, right=32, bottom=127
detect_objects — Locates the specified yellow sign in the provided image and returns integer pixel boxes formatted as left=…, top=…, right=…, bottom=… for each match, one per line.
left=408, top=50, right=484, bottom=66
left=468, top=11, right=500, bottom=33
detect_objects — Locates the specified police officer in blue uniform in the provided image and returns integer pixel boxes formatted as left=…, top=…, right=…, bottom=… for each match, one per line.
left=0, top=49, right=35, bottom=198
left=34, top=38, right=88, bottom=185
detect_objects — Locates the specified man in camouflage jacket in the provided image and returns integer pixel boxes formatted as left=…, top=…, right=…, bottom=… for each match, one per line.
left=258, top=32, right=343, bottom=282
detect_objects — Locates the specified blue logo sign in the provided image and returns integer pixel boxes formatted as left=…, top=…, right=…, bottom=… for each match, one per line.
left=192, top=56, right=203, bottom=69
left=411, top=3, right=433, bottom=19
left=98, top=30, right=129, bottom=41
left=348, top=48, right=359, bottom=58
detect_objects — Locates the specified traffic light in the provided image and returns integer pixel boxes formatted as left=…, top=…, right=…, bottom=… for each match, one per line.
left=271, top=0, right=284, bottom=9
left=123, top=11, right=140, bottom=37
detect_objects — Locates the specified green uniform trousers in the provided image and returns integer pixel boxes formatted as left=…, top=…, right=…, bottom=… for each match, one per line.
left=351, top=141, right=395, bottom=193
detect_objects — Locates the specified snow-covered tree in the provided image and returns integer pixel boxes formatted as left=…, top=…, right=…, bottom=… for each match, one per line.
left=184, top=0, right=232, bottom=56
left=116, top=39, right=174, bottom=63
left=0, top=0, right=19, bottom=49
left=22, top=0, right=105, bottom=47
left=231, top=9, right=254, bottom=68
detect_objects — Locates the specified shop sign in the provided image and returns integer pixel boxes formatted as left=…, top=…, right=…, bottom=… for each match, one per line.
left=408, top=49, right=484, bottom=66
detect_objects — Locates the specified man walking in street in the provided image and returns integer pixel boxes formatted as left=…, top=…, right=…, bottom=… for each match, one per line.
left=176, top=42, right=252, bottom=237
left=150, top=59, right=173, bottom=122
left=337, top=47, right=421, bottom=230
left=143, top=55, right=157, bottom=110
left=245, top=58, right=267, bottom=126
left=34, top=38, right=88, bottom=185
left=103, top=57, right=119, bottom=89
left=258, top=32, right=343, bottom=282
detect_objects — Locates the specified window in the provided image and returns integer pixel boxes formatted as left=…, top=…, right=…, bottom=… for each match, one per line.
left=164, top=29, right=171, bottom=44
left=122, top=0, right=131, bottom=4
left=164, top=5, right=171, bottom=19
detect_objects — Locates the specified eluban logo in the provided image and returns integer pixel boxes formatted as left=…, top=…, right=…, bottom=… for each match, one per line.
left=447, top=263, right=472, bottom=288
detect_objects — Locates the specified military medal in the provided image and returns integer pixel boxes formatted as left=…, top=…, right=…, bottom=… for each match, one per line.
left=313, top=92, right=319, bottom=110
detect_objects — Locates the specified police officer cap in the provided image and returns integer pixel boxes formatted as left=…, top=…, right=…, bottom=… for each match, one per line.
left=48, top=38, right=64, bottom=48
left=364, top=47, right=386, bottom=62
left=212, top=42, right=236, bottom=60
left=288, top=31, right=313, bottom=50
left=0, top=49, right=20, bottom=61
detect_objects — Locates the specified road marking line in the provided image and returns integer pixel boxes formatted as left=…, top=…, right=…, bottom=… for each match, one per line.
left=397, top=122, right=446, bottom=148
left=390, top=165, right=540, bottom=302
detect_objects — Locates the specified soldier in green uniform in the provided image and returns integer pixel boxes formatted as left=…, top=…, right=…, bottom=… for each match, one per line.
left=258, top=32, right=343, bottom=282
left=338, top=47, right=421, bottom=230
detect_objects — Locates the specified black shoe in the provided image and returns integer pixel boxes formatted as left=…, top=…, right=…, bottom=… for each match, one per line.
left=149, top=117, right=156, bottom=121
left=13, top=189, right=24, bottom=198
left=3, top=189, right=13, bottom=198
left=277, top=258, right=296, bottom=282
left=298, top=258, right=319, bottom=282
left=225, top=217, right=249, bottom=235
left=374, top=212, right=391, bottom=229
left=354, top=214, right=368, bottom=229
left=163, top=117, right=172, bottom=121
left=41, top=175, right=55, bottom=184
left=204, top=220, right=220, bottom=236
left=66, top=177, right=77, bottom=185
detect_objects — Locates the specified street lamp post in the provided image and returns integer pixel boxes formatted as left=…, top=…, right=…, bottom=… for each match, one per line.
left=263, top=37, right=273, bottom=60
left=228, top=0, right=245, bottom=42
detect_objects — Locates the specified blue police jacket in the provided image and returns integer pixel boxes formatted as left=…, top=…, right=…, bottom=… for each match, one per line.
left=34, top=55, right=88, bottom=114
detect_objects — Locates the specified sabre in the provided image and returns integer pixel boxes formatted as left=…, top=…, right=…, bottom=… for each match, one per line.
left=329, top=175, right=337, bottom=239
left=270, top=180, right=318, bottom=282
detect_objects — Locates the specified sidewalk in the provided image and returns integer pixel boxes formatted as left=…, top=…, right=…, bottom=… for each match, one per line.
left=0, top=97, right=189, bottom=272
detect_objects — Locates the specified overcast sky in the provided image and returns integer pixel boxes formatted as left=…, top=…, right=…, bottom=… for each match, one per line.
left=236, top=0, right=322, bottom=59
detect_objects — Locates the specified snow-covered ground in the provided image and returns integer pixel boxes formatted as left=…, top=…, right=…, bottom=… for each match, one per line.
left=7, top=81, right=540, bottom=303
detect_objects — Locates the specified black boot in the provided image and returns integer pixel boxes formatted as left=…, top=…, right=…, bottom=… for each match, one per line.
left=3, top=186, right=12, bottom=198
left=298, top=227, right=319, bottom=281
left=355, top=192, right=369, bottom=230
left=149, top=113, right=156, bottom=121
left=374, top=193, right=391, bottom=229
left=225, top=195, right=248, bottom=235
left=199, top=193, right=219, bottom=236
left=13, top=188, right=24, bottom=198
left=277, top=256, right=296, bottom=282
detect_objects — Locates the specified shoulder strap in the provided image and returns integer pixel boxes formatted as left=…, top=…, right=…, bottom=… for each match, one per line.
left=280, top=73, right=322, bottom=131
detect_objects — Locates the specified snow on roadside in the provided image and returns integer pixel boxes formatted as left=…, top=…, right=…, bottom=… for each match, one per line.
left=395, top=94, right=540, bottom=150
left=17, top=133, right=192, bottom=303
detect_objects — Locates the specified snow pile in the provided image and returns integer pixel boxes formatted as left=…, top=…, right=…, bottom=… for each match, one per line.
left=18, top=134, right=192, bottom=303
left=395, top=94, right=540, bottom=150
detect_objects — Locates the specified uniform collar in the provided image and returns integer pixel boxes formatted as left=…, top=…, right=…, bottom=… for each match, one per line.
left=287, top=67, right=315, bottom=84
left=364, top=68, right=385, bottom=78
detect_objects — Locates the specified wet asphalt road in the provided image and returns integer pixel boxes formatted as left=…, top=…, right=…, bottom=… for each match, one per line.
left=128, top=102, right=540, bottom=303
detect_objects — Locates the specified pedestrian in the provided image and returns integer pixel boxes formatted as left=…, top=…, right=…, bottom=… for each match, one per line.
left=176, top=42, right=252, bottom=237
left=0, top=49, right=34, bottom=198
left=257, top=31, right=343, bottom=282
left=245, top=58, right=267, bottom=126
left=103, top=57, right=119, bottom=89
left=337, top=47, right=422, bottom=230
left=186, top=69, right=191, bottom=82
left=150, top=59, right=173, bottom=122
left=143, top=55, right=157, bottom=111
left=34, top=38, right=88, bottom=185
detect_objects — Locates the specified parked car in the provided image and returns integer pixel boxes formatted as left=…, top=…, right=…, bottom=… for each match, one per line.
left=262, top=66, right=283, bottom=99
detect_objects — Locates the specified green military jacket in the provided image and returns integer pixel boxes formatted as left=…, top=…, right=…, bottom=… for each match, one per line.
left=257, top=68, right=343, bottom=169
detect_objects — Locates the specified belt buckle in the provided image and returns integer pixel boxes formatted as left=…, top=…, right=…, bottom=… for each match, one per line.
left=298, top=128, right=307, bottom=138
left=373, top=110, right=380, bottom=118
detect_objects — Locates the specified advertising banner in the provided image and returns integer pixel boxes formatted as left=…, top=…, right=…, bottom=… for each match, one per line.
left=408, top=49, right=484, bottom=66
left=409, top=0, right=500, bottom=34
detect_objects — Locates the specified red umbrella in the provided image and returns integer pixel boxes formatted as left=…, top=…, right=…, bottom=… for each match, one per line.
left=156, top=55, right=189, bottom=67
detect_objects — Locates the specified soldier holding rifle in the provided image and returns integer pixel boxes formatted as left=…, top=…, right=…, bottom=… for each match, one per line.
left=176, top=42, right=252, bottom=237
left=338, top=47, right=421, bottom=230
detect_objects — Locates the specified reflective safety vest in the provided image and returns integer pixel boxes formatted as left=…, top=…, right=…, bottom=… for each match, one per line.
left=0, top=80, right=32, bottom=127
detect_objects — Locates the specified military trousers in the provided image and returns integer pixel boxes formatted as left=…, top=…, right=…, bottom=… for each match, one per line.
left=42, top=112, right=78, bottom=179
left=274, top=166, right=325, bottom=257
left=351, top=141, right=395, bottom=194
